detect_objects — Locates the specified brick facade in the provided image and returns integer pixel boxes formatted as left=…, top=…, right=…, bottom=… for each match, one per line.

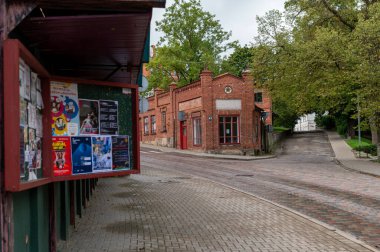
left=139, top=70, right=272, bottom=154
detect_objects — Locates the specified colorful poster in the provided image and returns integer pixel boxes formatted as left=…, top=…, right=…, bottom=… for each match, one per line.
left=71, top=136, right=92, bottom=174
left=112, top=136, right=130, bottom=170
left=51, top=82, right=79, bottom=136
left=52, top=137, right=72, bottom=176
left=92, top=136, right=112, bottom=172
left=100, top=100, right=118, bottom=135
left=79, top=99, right=99, bottom=135
left=27, top=129, right=42, bottom=170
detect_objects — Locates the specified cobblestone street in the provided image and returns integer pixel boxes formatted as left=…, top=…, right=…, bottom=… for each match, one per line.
left=64, top=132, right=380, bottom=251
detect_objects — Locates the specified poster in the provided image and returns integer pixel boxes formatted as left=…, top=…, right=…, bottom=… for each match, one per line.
left=20, top=99, right=28, bottom=126
left=92, top=136, right=112, bottom=171
left=25, top=64, right=31, bottom=101
left=112, top=136, right=130, bottom=170
left=79, top=99, right=99, bottom=135
left=51, top=82, right=79, bottom=136
left=20, top=126, right=25, bottom=178
left=100, top=100, right=118, bottom=135
left=71, top=136, right=92, bottom=174
left=31, top=72, right=38, bottom=105
left=19, top=59, right=26, bottom=99
left=52, top=137, right=72, bottom=176
left=27, top=129, right=42, bottom=170
left=36, top=113, right=43, bottom=138
left=28, top=103, right=37, bottom=129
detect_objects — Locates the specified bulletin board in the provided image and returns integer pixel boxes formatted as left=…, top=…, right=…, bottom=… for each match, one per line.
left=3, top=39, right=140, bottom=192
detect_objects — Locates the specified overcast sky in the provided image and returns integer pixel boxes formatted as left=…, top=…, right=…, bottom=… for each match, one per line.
left=150, top=0, right=286, bottom=47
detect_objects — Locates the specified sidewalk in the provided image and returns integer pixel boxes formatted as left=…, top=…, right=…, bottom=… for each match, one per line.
left=140, top=143, right=276, bottom=161
left=326, top=131, right=380, bottom=177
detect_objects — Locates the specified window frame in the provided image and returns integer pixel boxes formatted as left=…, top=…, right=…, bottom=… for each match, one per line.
left=192, top=117, right=202, bottom=146
left=219, top=115, right=240, bottom=145
left=161, top=111, right=167, bottom=132
left=254, top=92, right=263, bottom=103
left=150, top=115, right=156, bottom=134
left=143, top=116, right=149, bottom=135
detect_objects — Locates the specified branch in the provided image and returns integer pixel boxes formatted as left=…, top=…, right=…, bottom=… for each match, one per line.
left=320, top=0, right=355, bottom=31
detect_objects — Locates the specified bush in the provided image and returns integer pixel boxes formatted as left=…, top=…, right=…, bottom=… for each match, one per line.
left=354, top=144, right=377, bottom=156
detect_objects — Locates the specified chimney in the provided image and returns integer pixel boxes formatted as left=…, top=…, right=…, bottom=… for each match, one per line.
left=242, top=69, right=254, bottom=84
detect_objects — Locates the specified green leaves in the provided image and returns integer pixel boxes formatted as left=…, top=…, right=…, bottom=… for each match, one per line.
left=147, top=0, right=234, bottom=90
left=253, top=0, right=380, bottom=130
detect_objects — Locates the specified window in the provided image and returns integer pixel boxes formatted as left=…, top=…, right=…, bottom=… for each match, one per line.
left=193, top=117, right=202, bottom=145
left=219, top=116, right=240, bottom=144
left=161, top=112, right=167, bottom=132
left=144, top=117, right=149, bottom=135
left=254, top=92, right=263, bottom=103
left=151, top=115, right=156, bottom=134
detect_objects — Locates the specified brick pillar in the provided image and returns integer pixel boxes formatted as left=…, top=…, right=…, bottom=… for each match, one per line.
left=241, top=70, right=255, bottom=149
left=169, top=83, right=177, bottom=148
left=200, top=70, right=213, bottom=151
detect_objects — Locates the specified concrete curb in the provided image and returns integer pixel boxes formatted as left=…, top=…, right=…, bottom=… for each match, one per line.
left=140, top=143, right=276, bottom=161
left=334, top=158, right=380, bottom=179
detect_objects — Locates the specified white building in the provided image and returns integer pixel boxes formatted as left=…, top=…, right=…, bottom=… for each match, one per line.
left=294, top=113, right=316, bottom=132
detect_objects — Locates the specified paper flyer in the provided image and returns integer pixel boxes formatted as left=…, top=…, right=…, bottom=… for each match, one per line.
left=31, top=72, right=38, bottom=105
left=51, top=82, right=79, bottom=136
left=28, top=103, right=37, bottom=129
left=25, top=64, right=31, bottom=101
left=19, top=59, right=27, bottom=100
left=99, top=100, right=118, bottom=135
left=112, top=136, right=130, bottom=170
left=71, top=136, right=93, bottom=174
left=79, top=99, right=99, bottom=135
left=92, top=136, right=112, bottom=172
left=52, top=137, right=72, bottom=176
left=20, top=126, right=25, bottom=178
left=20, top=99, right=28, bottom=126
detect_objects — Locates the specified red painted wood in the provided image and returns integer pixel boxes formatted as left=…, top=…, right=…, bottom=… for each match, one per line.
left=4, top=40, right=22, bottom=191
left=4, top=39, right=140, bottom=191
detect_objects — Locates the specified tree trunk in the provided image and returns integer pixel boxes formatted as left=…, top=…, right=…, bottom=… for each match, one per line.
left=370, top=123, right=378, bottom=144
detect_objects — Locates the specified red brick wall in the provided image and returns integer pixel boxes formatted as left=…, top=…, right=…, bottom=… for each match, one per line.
left=139, top=71, right=270, bottom=154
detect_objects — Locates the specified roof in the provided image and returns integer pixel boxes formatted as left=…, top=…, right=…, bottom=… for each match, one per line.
left=11, top=0, right=166, bottom=84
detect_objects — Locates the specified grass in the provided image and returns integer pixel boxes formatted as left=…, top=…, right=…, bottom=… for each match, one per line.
left=273, top=126, right=290, bottom=133
left=345, top=136, right=372, bottom=149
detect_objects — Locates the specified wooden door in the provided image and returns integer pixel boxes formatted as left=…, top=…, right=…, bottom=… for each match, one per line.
left=180, top=121, right=188, bottom=149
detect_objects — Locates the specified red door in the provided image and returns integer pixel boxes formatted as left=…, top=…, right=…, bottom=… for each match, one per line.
left=180, top=121, right=188, bottom=149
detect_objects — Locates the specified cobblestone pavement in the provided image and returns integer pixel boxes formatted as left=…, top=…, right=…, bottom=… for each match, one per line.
left=65, top=166, right=373, bottom=252
left=141, top=132, right=380, bottom=249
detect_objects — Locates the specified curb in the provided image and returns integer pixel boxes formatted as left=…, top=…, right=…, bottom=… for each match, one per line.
left=140, top=144, right=277, bottom=161
left=334, top=158, right=380, bottom=179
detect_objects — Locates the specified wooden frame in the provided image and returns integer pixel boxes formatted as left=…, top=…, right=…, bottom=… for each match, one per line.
left=3, top=39, right=140, bottom=192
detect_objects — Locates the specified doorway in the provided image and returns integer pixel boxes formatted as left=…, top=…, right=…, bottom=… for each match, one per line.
left=180, top=121, right=188, bottom=149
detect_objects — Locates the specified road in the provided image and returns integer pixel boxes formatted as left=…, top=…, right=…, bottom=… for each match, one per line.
left=141, top=132, right=380, bottom=249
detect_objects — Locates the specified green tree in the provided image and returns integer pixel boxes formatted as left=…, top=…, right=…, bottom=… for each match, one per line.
left=253, top=0, right=380, bottom=159
left=220, top=45, right=254, bottom=77
left=147, top=0, right=234, bottom=90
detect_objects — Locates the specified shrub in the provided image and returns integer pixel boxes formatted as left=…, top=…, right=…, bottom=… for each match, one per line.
left=354, top=144, right=377, bottom=156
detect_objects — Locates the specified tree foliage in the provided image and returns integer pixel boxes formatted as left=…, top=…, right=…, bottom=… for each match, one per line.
left=147, top=0, right=234, bottom=90
left=252, top=0, right=380, bottom=140
left=220, top=45, right=254, bottom=77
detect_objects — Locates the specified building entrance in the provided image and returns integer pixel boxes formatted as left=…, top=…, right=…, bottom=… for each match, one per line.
left=180, top=121, right=188, bottom=149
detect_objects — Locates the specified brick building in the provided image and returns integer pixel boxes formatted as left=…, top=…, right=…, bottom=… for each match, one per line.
left=139, top=70, right=272, bottom=154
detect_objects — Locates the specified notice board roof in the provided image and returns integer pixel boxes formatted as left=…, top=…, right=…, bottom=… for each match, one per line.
left=11, top=0, right=165, bottom=84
